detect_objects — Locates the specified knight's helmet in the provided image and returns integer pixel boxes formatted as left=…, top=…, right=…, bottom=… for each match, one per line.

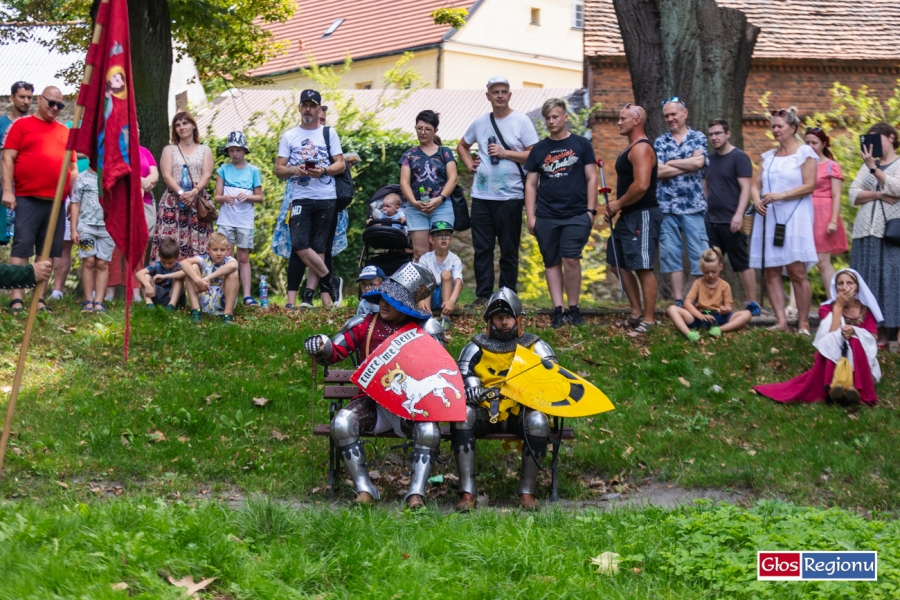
left=483, top=287, right=524, bottom=338
left=364, top=261, right=436, bottom=319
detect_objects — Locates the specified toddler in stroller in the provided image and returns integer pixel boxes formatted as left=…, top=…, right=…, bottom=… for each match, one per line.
left=358, top=184, right=413, bottom=281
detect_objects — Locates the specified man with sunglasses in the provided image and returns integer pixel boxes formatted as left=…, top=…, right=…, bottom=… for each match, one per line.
left=1, top=86, right=77, bottom=313
left=655, top=97, right=709, bottom=308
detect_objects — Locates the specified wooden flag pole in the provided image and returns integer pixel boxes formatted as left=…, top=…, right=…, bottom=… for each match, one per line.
left=0, top=18, right=103, bottom=477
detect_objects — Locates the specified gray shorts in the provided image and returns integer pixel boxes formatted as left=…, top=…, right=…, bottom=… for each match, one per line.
left=218, top=224, right=254, bottom=249
left=606, top=207, right=662, bottom=272
left=77, top=223, right=115, bottom=262
left=533, top=212, right=593, bottom=267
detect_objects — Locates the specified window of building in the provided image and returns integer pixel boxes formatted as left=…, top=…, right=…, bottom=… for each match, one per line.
left=572, top=0, right=584, bottom=29
left=323, top=18, right=344, bottom=38
left=356, top=82, right=373, bottom=90
left=530, top=8, right=540, bottom=25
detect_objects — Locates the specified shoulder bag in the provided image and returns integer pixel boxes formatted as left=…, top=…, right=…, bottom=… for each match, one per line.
left=438, top=146, right=471, bottom=231
left=879, top=199, right=900, bottom=245
left=176, top=145, right=217, bottom=223
left=489, top=113, right=527, bottom=187
left=324, top=126, right=354, bottom=204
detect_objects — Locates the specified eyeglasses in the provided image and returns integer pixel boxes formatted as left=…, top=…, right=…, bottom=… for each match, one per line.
left=359, top=281, right=379, bottom=291
left=41, top=95, right=65, bottom=110
left=321, top=105, right=328, bottom=113
left=662, top=96, right=686, bottom=108
left=415, top=126, right=435, bottom=133
left=623, top=102, right=640, bottom=118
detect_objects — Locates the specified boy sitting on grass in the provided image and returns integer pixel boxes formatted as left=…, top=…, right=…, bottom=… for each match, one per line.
left=135, top=237, right=184, bottom=310
left=417, top=220, right=462, bottom=326
left=667, top=247, right=752, bottom=342
left=355, top=264, right=385, bottom=316
left=181, top=231, right=239, bottom=323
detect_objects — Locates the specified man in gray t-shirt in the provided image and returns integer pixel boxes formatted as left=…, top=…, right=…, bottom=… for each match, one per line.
left=457, top=76, right=538, bottom=305
left=704, top=118, right=759, bottom=315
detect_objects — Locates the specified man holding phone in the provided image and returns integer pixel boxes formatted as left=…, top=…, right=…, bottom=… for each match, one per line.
left=275, top=89, right=346, bottom=309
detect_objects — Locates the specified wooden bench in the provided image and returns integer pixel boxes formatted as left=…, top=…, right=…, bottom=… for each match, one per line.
left=312, top=369, right=575, bottom=501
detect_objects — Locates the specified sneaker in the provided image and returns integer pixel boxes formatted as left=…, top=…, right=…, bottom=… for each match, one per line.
left=567, top=305, right=585, bottom=327
left=746, top=301, right=761, bottom=317
left=708, top=326, right=722, bottom=338
left=190, top=309, right=201, bottom=323
left=221, top=314, right=234, bottom=324
left=331, top=276, right=343, bottom=307
left=466, top=297, right=489, bottom=309
left=144, top=301, right=155, bottom=310
left=49, top=290, right=64, bottom=301
left=674, top=299, right=685, bottom=309
left=164, top=304, right=177, bottom=312
left=299, top=288, right=315, bottom=308
left=439, top=316, right=453, bottom=330
left=551, top=306, right=567, bottom=329
left=686, top=330, right=701, bottom=343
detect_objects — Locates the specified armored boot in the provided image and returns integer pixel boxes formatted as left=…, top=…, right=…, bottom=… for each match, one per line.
left=404, top=421, right=441, bottom=508
left=516, top=409, right=549, bottom=509
left=450, top=405, right=478, bottom=511
left=331, top=408, right=380, bottom=501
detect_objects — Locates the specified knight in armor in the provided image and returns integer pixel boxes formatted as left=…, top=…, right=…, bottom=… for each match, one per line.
left=304, top=262, right=446, bottom=509
left=452, top=287, right=555, bottom=511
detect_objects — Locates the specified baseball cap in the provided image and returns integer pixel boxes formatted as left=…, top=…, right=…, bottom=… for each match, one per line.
left=430, top=221, right=454, bottom=234
left=486, top=75, right=510, bottom=89
left=357, top=265, right=386, bottom=282
left=300, top=89, right=322, bottom=105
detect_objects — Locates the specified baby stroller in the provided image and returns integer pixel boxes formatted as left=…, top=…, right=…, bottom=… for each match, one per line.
left=358, top=184, right=413, bottom=278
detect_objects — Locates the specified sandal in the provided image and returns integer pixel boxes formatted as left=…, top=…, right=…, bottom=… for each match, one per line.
left=629, top=321, right=654, bottom=336
left=93, top=302, right=107, bottom=313
left=37, top=298, right=52, bottom=313
left=8, top=299, right=24, bottom=314
left=243, top=296, right=259, bottom=307
left=80, top=300, right=94, bottom=313
left=621, top=315, right=642, bottom=330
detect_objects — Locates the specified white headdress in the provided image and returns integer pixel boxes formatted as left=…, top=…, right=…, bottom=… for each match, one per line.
left=822, top=268, right=884, bottom=324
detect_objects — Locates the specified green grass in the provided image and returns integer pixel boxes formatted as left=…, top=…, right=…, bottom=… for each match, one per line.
left=1, top=298, right=899, bottom=509
left=2, top=496, right=900, bottom=599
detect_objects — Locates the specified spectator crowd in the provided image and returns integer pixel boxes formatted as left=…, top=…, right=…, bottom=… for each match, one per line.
left=1, top=75, right=897, bottom=407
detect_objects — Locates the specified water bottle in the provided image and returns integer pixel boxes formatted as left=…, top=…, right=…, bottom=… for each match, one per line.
left=179, top=164, right=192, bottom=208
left=418, top=186, right=430, bottom=204
left=488, top=135, right=500, bottom=165
left=259, top=275, right=268, bottom=308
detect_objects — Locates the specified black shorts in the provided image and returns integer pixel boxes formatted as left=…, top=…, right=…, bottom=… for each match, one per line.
left=606, top=207, right=662, bottom=271
left=290, top=198, right=336, bottom=254
left=705, top=222, right=750, bottom=272
left=10, top=196, right=66, bottom=259
left=533, top=212, right=593, bottom=267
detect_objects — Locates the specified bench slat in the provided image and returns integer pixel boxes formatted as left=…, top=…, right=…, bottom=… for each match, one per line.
left=324, top=385, right=359, bottom=399
left=312, top=424, right=574, bottom=441
left=324, top=370, right=354, bottom=383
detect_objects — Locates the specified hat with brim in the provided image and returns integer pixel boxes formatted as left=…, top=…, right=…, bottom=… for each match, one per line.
left=224, top=130, right=250, bottom=153
left=363, top=282, right=430, bottom=319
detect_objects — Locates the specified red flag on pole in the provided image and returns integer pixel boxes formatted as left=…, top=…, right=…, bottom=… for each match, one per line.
left=67, top=0, right=147, bottom=358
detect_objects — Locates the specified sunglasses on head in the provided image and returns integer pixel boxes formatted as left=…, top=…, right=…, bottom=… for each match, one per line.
left=805, top=126, right=823, bottom=134
left=770, top=109, right=789, bottom=117
left=623, top=102, right=640, bottom=117
left=41, top=95, right=65, bottom=110
left=662, top=96, right=686, bottom=108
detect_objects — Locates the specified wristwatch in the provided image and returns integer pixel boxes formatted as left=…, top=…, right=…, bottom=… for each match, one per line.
left=587, top=208, right=597, bottom=215
left=177, top=189, right=184, bottom=197
left=870, top=167, right=878, bottom=174
left=438, top=194, right=446, bottom=202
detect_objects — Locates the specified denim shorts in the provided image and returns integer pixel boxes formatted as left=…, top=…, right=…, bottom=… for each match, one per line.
left=405, top=199, right=454, bottom=232
left=659, top=212, right=709, bottom=274
left=688, top=311, right=733, bottom=328
left=218, top=224, right=254, bottom=249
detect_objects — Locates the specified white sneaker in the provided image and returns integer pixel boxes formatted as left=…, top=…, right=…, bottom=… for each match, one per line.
left=331, top=276, right=343, bottom=307
left=49, top=290, right=64, bottom=301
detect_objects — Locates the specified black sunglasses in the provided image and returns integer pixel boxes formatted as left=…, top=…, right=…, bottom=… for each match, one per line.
left=41, top=95, right=65, bottom=110
left=623, top=102, right=640, bottom=117
left=770, top=109, right=788, bottom=117
left=662, top=96, right=686, bottom=108
left=805, top=126, right=823, bottom=134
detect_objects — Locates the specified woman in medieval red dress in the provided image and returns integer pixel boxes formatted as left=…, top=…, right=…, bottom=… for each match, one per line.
left=755, top=268, right=882, bottom=405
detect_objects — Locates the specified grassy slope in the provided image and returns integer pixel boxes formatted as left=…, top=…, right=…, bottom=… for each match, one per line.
left=1, top=298, right=899, bottom=508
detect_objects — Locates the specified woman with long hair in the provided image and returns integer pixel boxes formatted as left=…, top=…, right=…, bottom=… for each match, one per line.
left=399, top=110, right=458, bottom=259
left=848, top=121, right=900, bottom=349
left=151, top=111, right=214, bottom=260
left=749, top=107, right=818, bottom=334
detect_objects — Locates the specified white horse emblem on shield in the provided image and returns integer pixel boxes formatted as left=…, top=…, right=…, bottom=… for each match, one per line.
left=381, top=363, right=462, bottom=418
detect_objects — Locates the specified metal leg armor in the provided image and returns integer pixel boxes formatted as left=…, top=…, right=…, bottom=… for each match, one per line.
left=516, top=409, right=550, bottom=496
left=404, top=421, right=441, bottom=502
left=331, top=408, right=380, bottom=500
left=450, top=405, right=478, bottom=497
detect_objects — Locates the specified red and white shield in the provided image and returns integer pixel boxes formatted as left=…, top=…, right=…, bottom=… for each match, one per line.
left=351, top=324, right=466, bottom=422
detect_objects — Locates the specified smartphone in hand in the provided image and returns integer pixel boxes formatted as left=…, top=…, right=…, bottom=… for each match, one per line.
left=860, top=133, right=884, bottom=159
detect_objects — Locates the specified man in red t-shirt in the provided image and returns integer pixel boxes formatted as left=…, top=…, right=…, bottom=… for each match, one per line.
left=1, top=85, right=77, bottom=312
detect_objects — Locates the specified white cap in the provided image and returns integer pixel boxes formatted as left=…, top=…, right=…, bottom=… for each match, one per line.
left=486, top=75, right=510, bottom=89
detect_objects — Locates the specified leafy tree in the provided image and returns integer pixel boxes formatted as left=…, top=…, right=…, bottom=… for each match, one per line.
left=0, top=0, right=293, bottom=165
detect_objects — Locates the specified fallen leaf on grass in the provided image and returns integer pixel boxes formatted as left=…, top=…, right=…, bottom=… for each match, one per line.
left=747, top=449, right=757, bottom=456
left=632, top=567, right=642, bottom=574
left=271, top=429, right=289, bottom=441
left=678, top=377, right=691, bottom=388
left=164, top=574, right=216, bottom=597
left=590, top=551, right=620, bottom=575
left=56, top=481, right=69, bottom=489
left=205, top=393, right=221, bottom=405
left=621, top=446, right=633, bottom=458
left=661, top=359, right=669, bottom=364
left=146, top=430, right=167, bottom=443
left=11, top=447, right=22, bottom=456
left=402, top=553, right=411, bottom=560
left=2, top=385, right=12, bottom=394
left=177, top=436, right=189, bottom=443
left=770, top=347, right=779, bottom=354
left=684, top=458, right=695, bottom=465
left=111, top=582, right=128, bottom=591
left=251, top=397, right=271, bottom=407
left=847, top=413, right=859, bottom=421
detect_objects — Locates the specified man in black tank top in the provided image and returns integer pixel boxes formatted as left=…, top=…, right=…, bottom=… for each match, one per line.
left=605, top=103, right=663, bottom=336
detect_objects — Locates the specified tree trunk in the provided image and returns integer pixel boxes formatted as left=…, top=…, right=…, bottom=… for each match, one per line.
left=127, top=0, right=172, bottom=187
left=612, top=0, right=759, bottom=146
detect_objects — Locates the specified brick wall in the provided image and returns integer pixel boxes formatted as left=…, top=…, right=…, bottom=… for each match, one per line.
left=588, top=56, right=900, bottom=190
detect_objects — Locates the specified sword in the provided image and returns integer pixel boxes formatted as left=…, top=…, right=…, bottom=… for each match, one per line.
left=598, top=158, right=625, bottom=298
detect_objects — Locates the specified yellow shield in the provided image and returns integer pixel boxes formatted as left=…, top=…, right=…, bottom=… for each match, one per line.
left=499, top=345, right=615, bottom=417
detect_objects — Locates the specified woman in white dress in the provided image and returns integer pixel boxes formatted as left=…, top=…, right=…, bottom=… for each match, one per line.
left=750, top=107, right=818, bottom=334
